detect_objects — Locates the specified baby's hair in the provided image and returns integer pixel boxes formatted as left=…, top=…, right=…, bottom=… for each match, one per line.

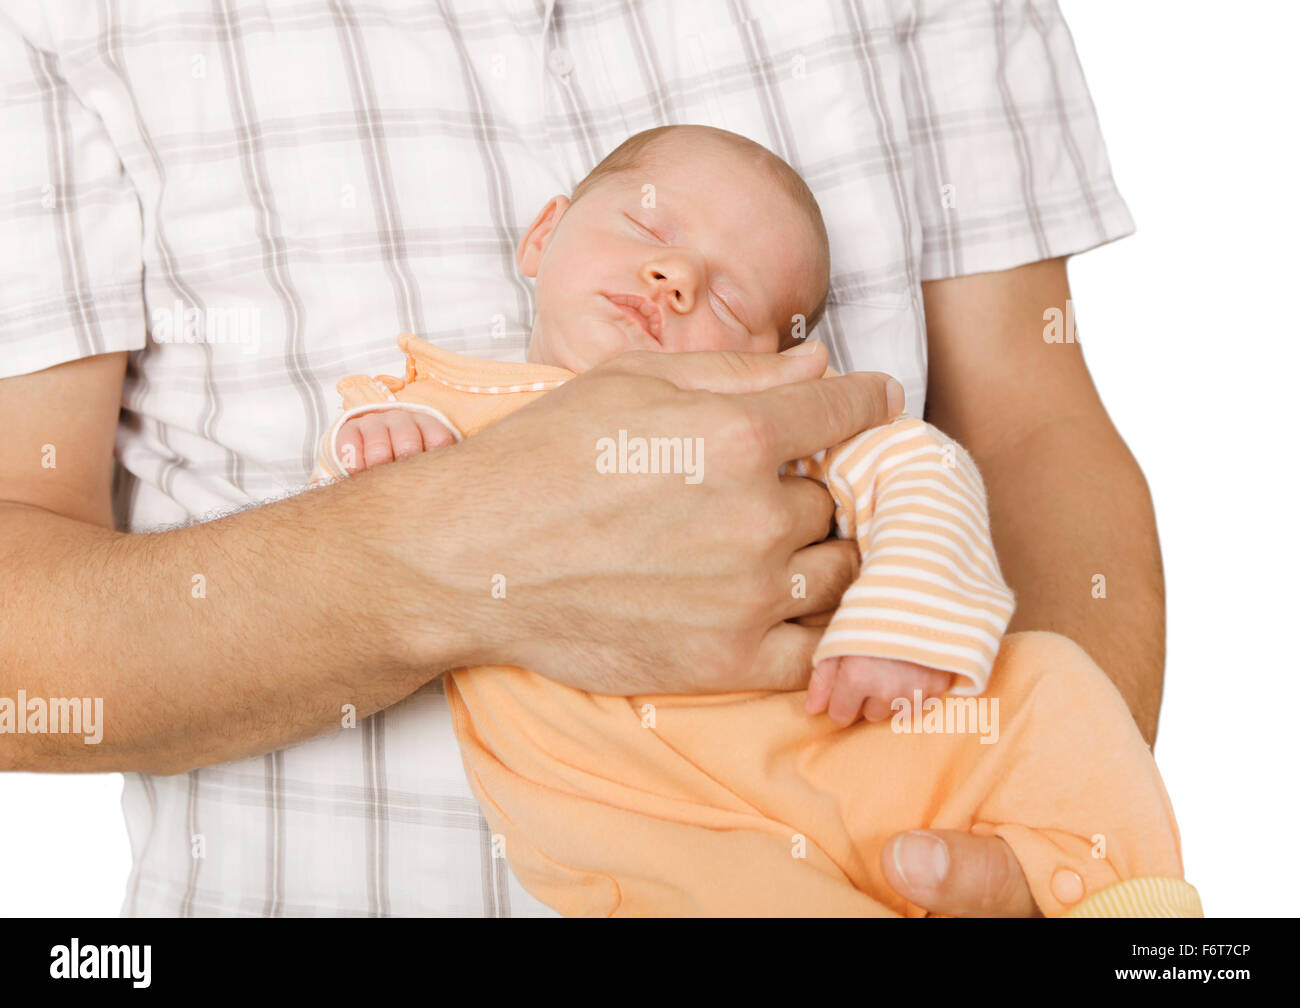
left=570, top=124, right=830, bottom=343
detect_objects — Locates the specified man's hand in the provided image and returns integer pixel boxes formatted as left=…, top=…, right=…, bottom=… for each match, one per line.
left=882, top=831, right=1040, bottom=917
left=384, top=341, right=905, bottom=695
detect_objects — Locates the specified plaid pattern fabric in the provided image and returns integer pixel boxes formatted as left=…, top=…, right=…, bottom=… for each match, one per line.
left=0, top=0, right=1132, bottom=916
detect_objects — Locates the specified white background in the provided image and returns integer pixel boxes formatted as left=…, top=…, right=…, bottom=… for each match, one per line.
left=2, top=2, right=1296, bottom=917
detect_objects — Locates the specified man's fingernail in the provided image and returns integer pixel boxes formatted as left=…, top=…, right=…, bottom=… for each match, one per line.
left=885, top=378, right=905, bottom=416
left=781, top=339, right=821, bottom=357
left=894, top=831, right=949, bottom=890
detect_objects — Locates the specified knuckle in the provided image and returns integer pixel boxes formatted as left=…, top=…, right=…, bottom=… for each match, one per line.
left=714, top=401, right=770, bottom=459
left=749, top=498, right=796, bottom=545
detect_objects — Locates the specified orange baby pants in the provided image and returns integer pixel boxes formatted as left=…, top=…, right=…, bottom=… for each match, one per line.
left=448, top=632, right=1200, bottom=917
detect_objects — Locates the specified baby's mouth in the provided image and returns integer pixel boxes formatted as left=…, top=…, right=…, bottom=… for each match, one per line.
left=604, top=292, right=663, bottom=342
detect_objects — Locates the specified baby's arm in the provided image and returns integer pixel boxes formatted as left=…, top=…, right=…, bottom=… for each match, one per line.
left=801, top=416, right=1015, bottom=726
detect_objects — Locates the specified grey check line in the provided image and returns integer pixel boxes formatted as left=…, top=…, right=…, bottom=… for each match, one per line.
left=991, top=0, right=1050, bottom=260
left=532, top=38, right=846, bottom=138
left=154, top=232, right=516, bottom=281
left=26, top=46, right=99, bottom=360
left=438, top=0, right=536, bottom=351
left=0, top=183, right=127, bottom=217
left=360, top=713, right=389, bottom=916
left=122, top=772, right=159, bottom=917
left=121, top=110, right=551, bottom=161
left=57, top=1, right=550, bottom=62
left=914, top=191, right=1131, bottom=251
left=1025, top=1, right=1107, bottom=242
left=180, top=769, right=202, bottom=917
left=545, top=2, right=605, bottom=175
left=841, top=0, right=927, bottom=388
left=262, top=749, right=286, bottom=916
left=0, top=285, right=140, bottom=332
left=212, top=0, right=328, bottom=475
left=685, top=27, right=859, bottom=93
left=901, top=102, right=1100, bottom=144
left=100, top=0, right=246, bottom=498
left=621, top=0, right=679, bottom=128
left=198, top=772, right=493, bottom=828
left=902, top=0, right=962, bottom=278
left=330, top=0, right=429, bottom=341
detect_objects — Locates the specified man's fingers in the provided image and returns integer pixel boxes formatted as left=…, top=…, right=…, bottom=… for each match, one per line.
left=745, top=621, right=826, bottom=691
left=599, top=341, right=830, bottom=394
left=740, top=370, right=904, bottom=465
left=776, top=473, right=836, bottom=548
left=881, top=830, right=1041, bottom=918
left=782, top=538, right=859, bottom=620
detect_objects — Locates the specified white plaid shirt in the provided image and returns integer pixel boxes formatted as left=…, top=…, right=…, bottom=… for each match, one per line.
left=0, top=0, right=1133, bottom=916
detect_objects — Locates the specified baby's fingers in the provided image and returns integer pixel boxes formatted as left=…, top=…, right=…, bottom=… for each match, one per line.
left=356, top=413, right=398, bottom=468
left=336, top=420, right=366, bottom=473
left=414, top=414, right=457, bottom=450
left=384, top=411, right=427, bottom=460
left=805, top=657, right=840, bottom=715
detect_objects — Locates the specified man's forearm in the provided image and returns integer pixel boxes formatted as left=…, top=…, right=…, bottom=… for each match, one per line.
left=970, top=412, right=1165, bottom=744
left=0, top=460, right=471, bottom=775
left=922, top=259, right=1165, bottom=746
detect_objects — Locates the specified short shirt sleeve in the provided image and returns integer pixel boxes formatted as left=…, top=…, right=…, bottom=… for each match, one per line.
left=0, top=7, right=145, bottom=379
left=900, top=0, right=1134, bottom=280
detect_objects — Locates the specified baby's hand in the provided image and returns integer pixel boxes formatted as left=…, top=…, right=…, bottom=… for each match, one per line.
left=806, top=655, right=953, bottom=727
left=337, top=410, right=456, bottom=473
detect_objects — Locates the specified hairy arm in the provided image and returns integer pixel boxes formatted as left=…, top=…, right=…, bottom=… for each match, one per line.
left=0, top=344, right=890, bottom=775
left=922, top=257, right=1165, bottom=744
left=0, top=352, right=476, bottom=775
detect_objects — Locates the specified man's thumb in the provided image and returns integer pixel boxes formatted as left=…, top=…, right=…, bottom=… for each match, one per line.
left=881, top=830, right=1041, bottom=918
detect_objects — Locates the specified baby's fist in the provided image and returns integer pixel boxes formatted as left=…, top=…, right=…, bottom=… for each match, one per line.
left=337, top=410, right=456, bottom=473
left=806, top=655, right=953, bottom=727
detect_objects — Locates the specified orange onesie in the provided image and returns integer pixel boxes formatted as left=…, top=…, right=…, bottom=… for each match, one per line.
left=311, top=334, right=1202, bottom=918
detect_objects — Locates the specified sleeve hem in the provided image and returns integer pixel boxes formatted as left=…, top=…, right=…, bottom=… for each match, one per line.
left=0, top=322, right=146, bottom=379
left=919, top=183, right=1136, bottom=282
left=1063, top=877, right=1204, bottom=918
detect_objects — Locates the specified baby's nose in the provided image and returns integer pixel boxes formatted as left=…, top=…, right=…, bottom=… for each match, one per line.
left=641, top=262, right=696, bottom=312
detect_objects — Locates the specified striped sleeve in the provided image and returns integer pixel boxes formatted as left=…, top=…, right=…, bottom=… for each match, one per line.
left=806, top=417, right=1015, bottom=695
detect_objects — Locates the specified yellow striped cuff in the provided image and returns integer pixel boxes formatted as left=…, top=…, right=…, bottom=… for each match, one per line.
left=1063, top=877, right=1204, bottom=918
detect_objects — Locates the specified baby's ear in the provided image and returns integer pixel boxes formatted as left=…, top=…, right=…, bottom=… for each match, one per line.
left=516, top=195, right=570, bottom=277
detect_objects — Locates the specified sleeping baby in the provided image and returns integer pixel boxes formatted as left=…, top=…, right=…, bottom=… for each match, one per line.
left=310, top=125, right=1200, bottom=917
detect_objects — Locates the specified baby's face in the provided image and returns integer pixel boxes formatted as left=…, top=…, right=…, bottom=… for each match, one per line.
left=517, top=142, right=826, bottom=372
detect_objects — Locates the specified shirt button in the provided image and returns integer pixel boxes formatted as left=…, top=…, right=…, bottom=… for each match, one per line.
left=1050, top=867, right=1085, bottom=906
left=547, top=47, right=574, bottom=77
